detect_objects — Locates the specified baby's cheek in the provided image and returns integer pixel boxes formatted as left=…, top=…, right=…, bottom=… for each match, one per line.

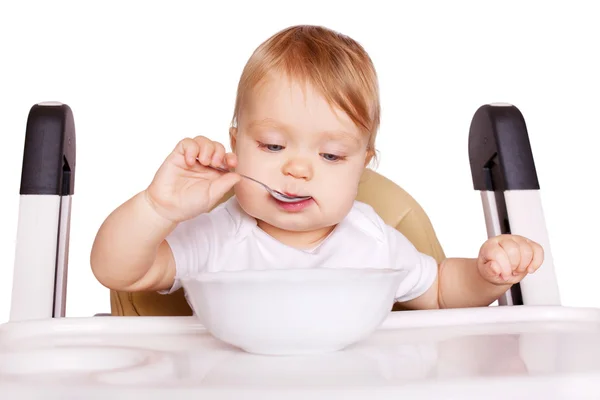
left=233, top=181, right=263, bottom=215
left=319, top=187, right=356, bottom=222
left=236, top=148, right=272, bottom=177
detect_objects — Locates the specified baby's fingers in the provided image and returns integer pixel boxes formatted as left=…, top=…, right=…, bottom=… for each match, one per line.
left=483, top=243, right=512, bottom=281
left=498, top=238, right=522, bottom=273
left=196, top=136, right=216, bottom=166
left=208, top=171, right=242, bottom=201
left=224, top=152, right=238, bottom=169
left=177, top=137, right=201, bottom=167
left=210, top=142, right=227, bottom=168
left=527, top=241, right=544, bottom=273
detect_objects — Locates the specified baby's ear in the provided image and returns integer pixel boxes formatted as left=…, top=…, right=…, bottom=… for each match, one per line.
left=229, top=127, right=238, bottom=152
left=364, top=147, right=375, bottom=167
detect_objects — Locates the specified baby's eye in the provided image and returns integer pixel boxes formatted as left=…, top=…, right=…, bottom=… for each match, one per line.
left=258, top=142, right=285, bottom=152
left=267, top=144, right=284, bottom=151
left=321, top=153, right=343, bottom=162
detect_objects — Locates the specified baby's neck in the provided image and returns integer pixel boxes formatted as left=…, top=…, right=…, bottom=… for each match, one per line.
left=257, top=220, right=335, bottom=250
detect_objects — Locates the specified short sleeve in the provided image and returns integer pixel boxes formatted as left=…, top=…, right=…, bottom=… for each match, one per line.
left=158, top=213, right=214, bottom=295
left=386, top=225, right=438, bottom=303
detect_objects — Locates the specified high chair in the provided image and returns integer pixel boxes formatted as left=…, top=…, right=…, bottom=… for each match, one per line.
left=2, top=102, right=599, bottom=399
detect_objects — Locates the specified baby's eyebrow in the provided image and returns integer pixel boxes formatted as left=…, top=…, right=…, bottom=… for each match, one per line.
left=320, top=130, right=362, bottom=145
left=247, top=119, right=362, bottom=145
left=248, top=118, right=289, bottom=132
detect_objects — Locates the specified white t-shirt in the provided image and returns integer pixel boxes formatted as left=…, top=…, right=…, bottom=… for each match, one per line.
left=162, top=196, right=438, bottom=303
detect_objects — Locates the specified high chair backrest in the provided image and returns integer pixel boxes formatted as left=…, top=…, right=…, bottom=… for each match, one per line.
left=109, top=168, right=447, bottom=316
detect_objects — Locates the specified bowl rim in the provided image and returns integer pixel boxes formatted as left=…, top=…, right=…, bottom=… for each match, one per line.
left=180, top=267, right=404, bottom=284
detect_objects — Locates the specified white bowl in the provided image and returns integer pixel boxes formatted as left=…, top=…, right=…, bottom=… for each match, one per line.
left=180, top=268, right=404, bottom=355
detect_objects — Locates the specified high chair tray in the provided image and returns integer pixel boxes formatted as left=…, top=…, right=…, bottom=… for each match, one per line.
left=1, top=305, right=600, bottom=399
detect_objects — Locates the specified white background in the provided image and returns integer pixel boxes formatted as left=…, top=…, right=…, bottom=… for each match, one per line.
left=0, top=0, right=598, bottom=323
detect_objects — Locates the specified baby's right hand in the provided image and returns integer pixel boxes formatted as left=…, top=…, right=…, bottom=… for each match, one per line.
left=145, top=136, right=241, bottom=223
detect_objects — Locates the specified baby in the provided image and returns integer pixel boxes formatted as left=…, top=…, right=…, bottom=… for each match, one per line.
left=90, top=25, right=543, bottom=310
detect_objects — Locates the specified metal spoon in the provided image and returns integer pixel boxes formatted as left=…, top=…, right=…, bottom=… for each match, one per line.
left=205, top=164, right=312, bottom=203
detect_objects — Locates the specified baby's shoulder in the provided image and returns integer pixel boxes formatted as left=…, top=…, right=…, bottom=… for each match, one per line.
left=342, top=201, right=388, bottom=242
left=342, top=201, right=412, bottom=245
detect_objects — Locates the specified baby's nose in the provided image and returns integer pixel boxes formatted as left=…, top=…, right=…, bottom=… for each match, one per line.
left=282, top=157, right=313, bottom=180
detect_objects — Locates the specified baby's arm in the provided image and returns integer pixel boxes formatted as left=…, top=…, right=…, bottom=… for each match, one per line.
left=90, top=136, right=240, bottom=293
left=396, top=235, right=544, bottom=310
left=90, top=191, right=177, bottom=292
left=398, top=258, right=511, bottom=309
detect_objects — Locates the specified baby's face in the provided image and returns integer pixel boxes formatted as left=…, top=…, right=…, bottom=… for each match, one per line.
left=231, top=72, right=371, bottom=237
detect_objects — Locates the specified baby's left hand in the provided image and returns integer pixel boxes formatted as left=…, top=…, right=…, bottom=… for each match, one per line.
left=477, top=234, right=544, bottom=285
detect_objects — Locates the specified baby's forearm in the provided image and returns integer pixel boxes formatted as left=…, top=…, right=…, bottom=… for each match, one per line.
left=438, top=258, right=511, bottom=308
left=90, top=190, right=177, bottom=290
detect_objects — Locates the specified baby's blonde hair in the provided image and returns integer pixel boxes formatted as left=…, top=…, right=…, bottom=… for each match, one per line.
left=231, top=25, right=380, bottom=158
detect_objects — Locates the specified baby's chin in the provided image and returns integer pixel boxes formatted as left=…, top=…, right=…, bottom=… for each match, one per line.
left=260, top=218, right=332, bottom=233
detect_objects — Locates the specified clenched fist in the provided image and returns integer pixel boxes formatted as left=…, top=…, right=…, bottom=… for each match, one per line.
left=145, top=136, right=241, bottom=223
left=477, top=234, right=544, bottom=285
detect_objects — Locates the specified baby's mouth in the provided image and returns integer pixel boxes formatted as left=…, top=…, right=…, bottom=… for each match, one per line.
left=282, top=192, right=312, bottom=202
left=271, top=191, right=313, bottom=204
left=283, top=191, right=308, bottom=198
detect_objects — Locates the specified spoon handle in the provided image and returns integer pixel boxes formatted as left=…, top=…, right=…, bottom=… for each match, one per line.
left=206, top=165, right=268, bottom=191
left=209, top=165, right=231, bottom=174
left=203, top=163, right=309, bottom=202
